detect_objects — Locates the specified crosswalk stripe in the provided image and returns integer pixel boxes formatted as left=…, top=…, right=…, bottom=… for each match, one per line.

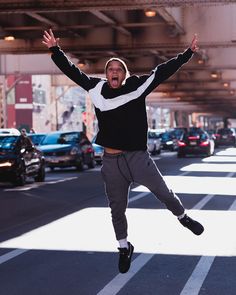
left=180, top=174, right=236, bottom=295
left=180, top=256, right=215, bottom=295
left=0, top=249, right=28, bottom=264
left=96, top=254, right=153, bottom=295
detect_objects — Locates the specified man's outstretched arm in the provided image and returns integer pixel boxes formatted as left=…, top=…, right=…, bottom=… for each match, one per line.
left=150, top=34, right=199, bottom=86
left=42, top=29, right=99, bottom=91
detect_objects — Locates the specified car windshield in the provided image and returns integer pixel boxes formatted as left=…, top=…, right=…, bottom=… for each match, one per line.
left=161, top=132, right=172, bottom=140
left=148, top=131, right=160, bottom=139
left=217, top=128, right=233, bottom=135
left=41, top=132, right=81, bottom=145
left=0, top=135, right=18, bottom=150
left=183, top=128, right=207, bottom=140
left=28, top=134, right=46, bottom=145
left=169, top=129, right=185, bottom=139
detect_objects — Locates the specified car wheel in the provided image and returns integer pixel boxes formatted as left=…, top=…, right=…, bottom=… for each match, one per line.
left=170, top=146, right=175, bottom=152
left=14, top=162, right=26, bottom=186
left=206, top=147, right=211, bottom=157
left=156, top=149, right=161, bottom=155
left=35, top=163, right=45, bottom=182
left=88, top=159, right=95, bottom=169
left=177, top=152, right=185, bottom=158
left=76, top=160, right=84, bottom=171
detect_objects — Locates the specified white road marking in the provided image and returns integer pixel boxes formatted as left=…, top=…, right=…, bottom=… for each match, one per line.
left=129, top=191, right=150, bottom=203
left=133, top=175, right=236, bottom=195
left=0, top=249, right=28, bottom=265
left=0, top=176, right=79, bottom=263
left=180, top=197, right=236, bottom=295
left=1, top=167, right=235, bottom=295
left=97, top=254, right=153, bottom=295
left=2, top=208, right=235, bottom=256
left=193, top=194, right=214, bottom=210
left=4, top=176, right=78, bottom=191
left=180, top=256, right=215, bottom=295
left=0, top=190, right=153, bottom=265
left=97, top=171, right=235, bottom=295
left=96, top=191, right=213, bottom=295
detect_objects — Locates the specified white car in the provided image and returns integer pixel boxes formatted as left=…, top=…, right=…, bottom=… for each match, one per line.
left=147, top=130, right=162, bottom=155
left=0, top=128, right=20, bottom=135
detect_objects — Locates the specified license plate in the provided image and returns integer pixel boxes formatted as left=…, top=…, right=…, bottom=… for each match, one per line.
left=47, top=157, right=59, bottom=163
left=189, top=141, right=197, bottom=146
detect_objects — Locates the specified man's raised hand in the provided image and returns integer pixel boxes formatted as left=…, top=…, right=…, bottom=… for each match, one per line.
left=190, top=34, right=199, bottom=52
left=42, top=29, right=60, bottom=48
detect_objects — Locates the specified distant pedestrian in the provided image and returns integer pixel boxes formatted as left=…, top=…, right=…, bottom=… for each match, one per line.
left=43, top=29, right=204, bottom=274
left=29, top=128, right=36, bottom=134
left=15, top=128, right=33, bottom=153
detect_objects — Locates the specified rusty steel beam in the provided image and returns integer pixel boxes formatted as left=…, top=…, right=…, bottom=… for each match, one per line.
left=0, top=1, right=234, bottom=13
left=1, top=38, right=236, bottom=56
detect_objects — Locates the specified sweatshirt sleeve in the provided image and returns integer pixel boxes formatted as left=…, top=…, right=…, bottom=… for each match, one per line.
left=49, top=46, right=100, bottom=91
left=152, top=48, right=194, bottom=85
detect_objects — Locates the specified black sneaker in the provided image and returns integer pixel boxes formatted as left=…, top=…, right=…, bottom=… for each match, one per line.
left=118, top=242, right=134, bottom=273
left=179, top=214, right=204, bottom=235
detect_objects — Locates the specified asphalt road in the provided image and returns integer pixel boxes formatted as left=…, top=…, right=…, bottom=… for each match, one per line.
left=0, top=147, right=236, bottom=295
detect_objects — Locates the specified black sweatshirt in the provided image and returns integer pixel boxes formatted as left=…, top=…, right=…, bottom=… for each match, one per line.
left=50, top=46, right=193, bottom=151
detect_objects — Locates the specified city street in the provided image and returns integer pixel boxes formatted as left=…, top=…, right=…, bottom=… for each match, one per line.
left=0, top=147, right=236, bottom=295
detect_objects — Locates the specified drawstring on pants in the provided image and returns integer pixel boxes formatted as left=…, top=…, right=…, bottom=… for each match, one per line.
left=116, top=153, right=134, bottom=183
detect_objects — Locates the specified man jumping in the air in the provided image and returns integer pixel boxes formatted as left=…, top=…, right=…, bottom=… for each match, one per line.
left=43, top=29, right=204, bottom=274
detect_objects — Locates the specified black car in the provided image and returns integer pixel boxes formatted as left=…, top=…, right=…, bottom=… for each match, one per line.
left=39, top=131, right=95, bottom=171
left=214, top=128, right=236, bottom=147
left=0, top=135, right=45, bottom=186
left=159, top=131, right=178, bottom=151
left=169, top=127, right=187, bottom=140
left=177, top=127, right=215, bottom=157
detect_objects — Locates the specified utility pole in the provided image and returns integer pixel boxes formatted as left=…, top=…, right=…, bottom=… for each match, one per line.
left=0, top=75, right=12, bottom=128
left=0, top=84, right=4, bottom=128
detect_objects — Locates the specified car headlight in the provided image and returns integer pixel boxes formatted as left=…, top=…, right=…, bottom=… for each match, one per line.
left=70, top=147, right=79, bottom=155
left=166, top=141, right=173, bottom=145
left=0, top=160, right=14, bottom=167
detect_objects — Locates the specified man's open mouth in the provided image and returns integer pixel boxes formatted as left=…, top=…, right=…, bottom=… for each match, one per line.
left=111, top=77, right=119, bottom=87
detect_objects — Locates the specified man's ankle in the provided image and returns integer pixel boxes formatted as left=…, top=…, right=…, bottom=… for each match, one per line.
left=118, top=238, right=128, bottom=249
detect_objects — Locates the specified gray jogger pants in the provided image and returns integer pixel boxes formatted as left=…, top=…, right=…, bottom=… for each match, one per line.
left=101, top=150, right=185, bottom=240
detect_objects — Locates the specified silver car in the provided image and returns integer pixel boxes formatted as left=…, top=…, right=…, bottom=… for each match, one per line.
left=147, top=130, right=162, bottom=155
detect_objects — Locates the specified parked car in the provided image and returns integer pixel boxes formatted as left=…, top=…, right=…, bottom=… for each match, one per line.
left=169, top=127, right=187, bottom=140
left=0, top=134, right=45, bottom=186
left=92, top=137, right=104, bottom=165
left=0, top=128, right=20, bottom=135
left=177, top=127, right=214, bottom=157
left=39, top=131, right=95, bottom=171
left=147, top=130, right=162, bottom=155
left=214, top=128, right=236, bottom=147
left=204, top=129, right=217, bottom=142
left=28, top=133, right=47, bottom=146
left=159, top=131, right=179, bottom=151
